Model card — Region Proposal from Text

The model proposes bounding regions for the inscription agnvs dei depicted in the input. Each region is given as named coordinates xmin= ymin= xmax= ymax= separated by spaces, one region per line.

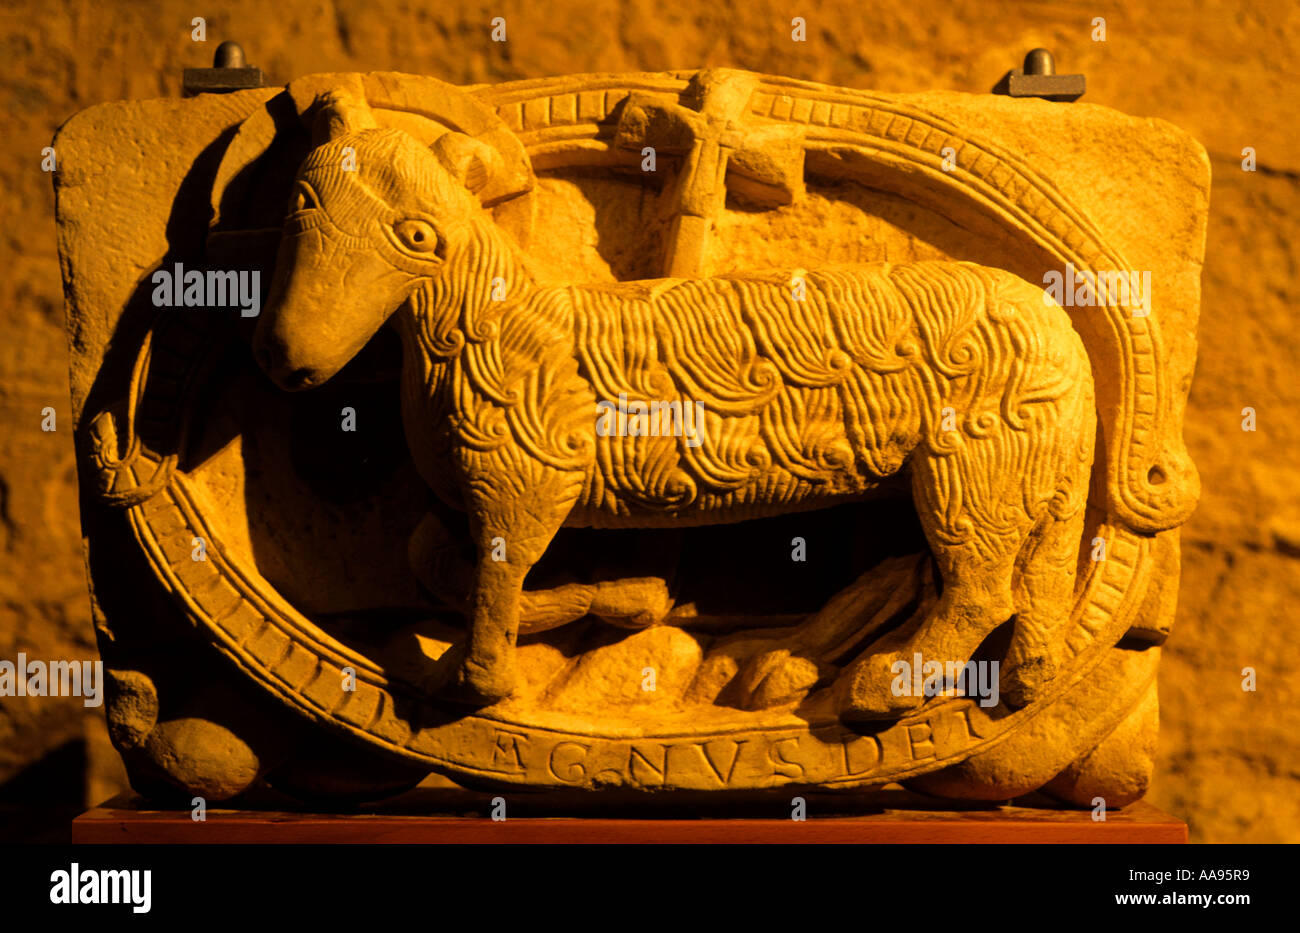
xmin=475 ymin=706 xmax=993 ymax=788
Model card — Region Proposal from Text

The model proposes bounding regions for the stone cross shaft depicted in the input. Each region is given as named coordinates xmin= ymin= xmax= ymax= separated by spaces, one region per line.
xmin=614 ymin=71 xmax=806 ymax=277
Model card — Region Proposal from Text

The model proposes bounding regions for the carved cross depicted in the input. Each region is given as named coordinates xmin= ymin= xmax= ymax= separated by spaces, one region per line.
xmin=614 ymin=70 xmax=806 ymax=277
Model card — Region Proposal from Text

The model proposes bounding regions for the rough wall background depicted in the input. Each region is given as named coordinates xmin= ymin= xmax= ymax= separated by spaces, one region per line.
xmin=0 ymin=0 xmax=1295 ymax=841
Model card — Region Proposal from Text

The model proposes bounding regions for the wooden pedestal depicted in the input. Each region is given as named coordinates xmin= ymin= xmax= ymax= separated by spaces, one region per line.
xmin=72 ymin=787 xmax=1187 ymax=843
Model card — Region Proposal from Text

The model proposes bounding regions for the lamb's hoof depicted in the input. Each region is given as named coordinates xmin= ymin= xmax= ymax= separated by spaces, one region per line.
xmin=835 ymin=652 xmax=926 ymax=722
xmin=734 ymin=648 xmax=831 ymax=711
xmin=428 ymin=645 xmax=516 ymax=706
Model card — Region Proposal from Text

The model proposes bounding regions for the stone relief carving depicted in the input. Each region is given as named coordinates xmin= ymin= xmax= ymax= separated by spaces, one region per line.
xmin=54 ymin=68 xmax=1206 ymax=806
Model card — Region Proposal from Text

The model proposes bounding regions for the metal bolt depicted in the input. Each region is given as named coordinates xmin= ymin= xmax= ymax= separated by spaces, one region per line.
xmin=992 ymin=47 xmax=1083 ymax=101
xmin=184 ymin=40 xmax=263 ymax=96
xmin=1023 ymin=48 xmax=1056 ymax=76
xmin=214 ymin=41 xmax=246 ymax=69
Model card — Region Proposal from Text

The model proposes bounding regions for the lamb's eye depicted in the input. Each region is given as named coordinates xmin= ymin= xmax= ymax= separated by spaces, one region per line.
xmin=393 ymin=219 xmax=439 ymax=254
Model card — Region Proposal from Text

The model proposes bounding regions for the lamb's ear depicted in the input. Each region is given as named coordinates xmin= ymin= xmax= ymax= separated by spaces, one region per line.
xmin=432 ymin=132 xmax=500 ymax=195
xmin=311 ymin=87 xmax=379 ymax=145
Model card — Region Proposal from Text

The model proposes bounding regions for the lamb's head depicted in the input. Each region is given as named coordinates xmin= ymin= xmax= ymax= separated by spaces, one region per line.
xmin=254 ymin=89 xmax=506 ymax=391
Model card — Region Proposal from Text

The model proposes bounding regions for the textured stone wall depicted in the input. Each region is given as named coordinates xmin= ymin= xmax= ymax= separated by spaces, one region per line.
xmin=0 ymin=0 xmax=1295 ymax=841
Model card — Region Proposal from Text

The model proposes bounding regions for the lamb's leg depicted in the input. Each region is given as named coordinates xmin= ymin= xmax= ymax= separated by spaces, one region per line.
xmin=836 ymin=445 xmax=1028 ymax=720
xmin=408 ymin=513 xmax=673 ymax=634
xmin=1001 ymin=415 xmax=1093 ymax=707
xmin=435 ymin=468 xmax=582 ymax=705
